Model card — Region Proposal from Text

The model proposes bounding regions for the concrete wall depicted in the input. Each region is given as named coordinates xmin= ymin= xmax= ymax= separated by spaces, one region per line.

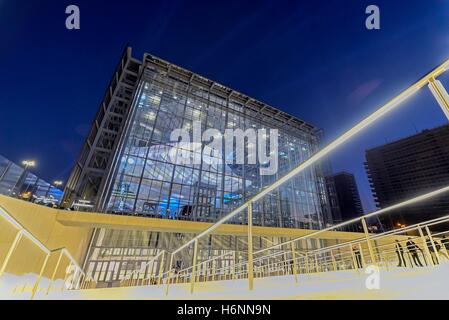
xmin=0 ymin=195 xmax=92 ymax=266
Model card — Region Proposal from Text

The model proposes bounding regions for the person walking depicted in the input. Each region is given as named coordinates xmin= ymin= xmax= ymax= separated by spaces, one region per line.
xmin=395 ymin=240 xmax=406 ymax=267
xmin=441 ymin=236 xmax=449 ymax=258
xmin=427 ymin=237 xmax=440 ymax=265
xmin=406 ymin=238 xmax=424 ymax=267
xmin=427 ymin=237 xmax=449 ymax=263
xmin=442 ymin=236 xmax=449 ymax=252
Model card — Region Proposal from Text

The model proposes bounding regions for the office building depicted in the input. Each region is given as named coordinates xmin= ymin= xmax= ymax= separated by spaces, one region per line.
xmin=326 ymin=172 xmax=363 ymax=222
xmin=365 ymin=124 xmax=449 ymax=227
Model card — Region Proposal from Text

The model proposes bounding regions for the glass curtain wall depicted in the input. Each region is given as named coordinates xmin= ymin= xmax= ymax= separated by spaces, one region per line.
xmin=106 ymin=68 xmax=327 ymax=229
xmin=0 ymin=155 xmax=63 ymax=205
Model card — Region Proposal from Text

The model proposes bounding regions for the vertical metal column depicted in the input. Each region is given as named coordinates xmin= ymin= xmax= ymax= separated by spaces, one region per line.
xmin=428 ymin=78 xmax=449 ymax=121
xmin=350 ymin=245 xmax=359 ymax=273
xmin=61 ymin=262 xmax=72 ymax=291
xmin=190 ymin=239 xmax=199 ymax=294
xmin=305 ymin=254 xmax=310 ymax=274
xmin=290 ymin=241 xmax=298 ymax=283
xmin=331 ymin=251 xmax=337 ymax=271
xmin=165 ymin=253 xmax=174 ymax=296
xmin=314 ymin=254 xmax=319 ymax=273
xmin=157 ymin=251 xmax=166 ymax=287
xmin=212 ymin=259 xmax=216 ymax=281
xmin=31 ymin=253 xmax=50 ymax=300
xmin=425 ymin=226 xmax=441 ymax=265
xmin=361 ymin=218 xmax=377 ymax=264
xmin=232 ymin=251 xmax=236 ymax=280
xmin=247 ymin=202 xmax=254 ymax=290
xmin=46 ymin=251 xmax=64 ymax=295
xmin=0 ymin=231 xmax=23 ymax=279
xmin=358 ymin=243 xmax=366 ymax=267
xmin=418 ymin=226 xmax=434 ymax=267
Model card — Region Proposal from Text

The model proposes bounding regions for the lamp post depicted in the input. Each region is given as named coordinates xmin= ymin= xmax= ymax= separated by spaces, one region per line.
xmin=11 ymin=160 xmax=36 ymax=197
xmin=54 ymin=181 xmax=63 ymax=187
xmin=46 ymin=181 xmax=64 ymax=207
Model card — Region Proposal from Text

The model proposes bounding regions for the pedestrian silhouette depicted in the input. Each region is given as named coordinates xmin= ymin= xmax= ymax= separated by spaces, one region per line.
xmin=427 ymin=237 xmax=440 ymax=265
xmin=406 ymin=238 xmax=423 ymax=267
xmin=442 ymin=236 xmax=449 ymax=253
xmin=395 ymin=240 xmax=406 ymax=267
xmin=426 ymin=237 xmax=448 ymax=264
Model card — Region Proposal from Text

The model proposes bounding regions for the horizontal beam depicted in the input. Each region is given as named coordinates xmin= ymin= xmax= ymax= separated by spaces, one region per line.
xmin=56 ymin=211 xmax=364 ymax=240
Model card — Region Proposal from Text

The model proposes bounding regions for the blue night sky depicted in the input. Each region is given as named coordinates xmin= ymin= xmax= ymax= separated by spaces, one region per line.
xmin=1 ymin=0 xmax=449 ymax=211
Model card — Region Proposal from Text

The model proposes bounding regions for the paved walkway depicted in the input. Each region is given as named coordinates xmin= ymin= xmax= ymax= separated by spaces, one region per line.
xmin=40 ymin=263 xmax=449 ymax=300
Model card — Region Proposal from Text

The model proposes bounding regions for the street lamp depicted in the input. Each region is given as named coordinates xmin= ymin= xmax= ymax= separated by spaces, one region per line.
xmin=11 ymin=160 xmax=36 ymax=197
xmin=54 ymin=181 xmax=63 ymax=187
xmin=22 ymin=160 xmax=36 ymax=169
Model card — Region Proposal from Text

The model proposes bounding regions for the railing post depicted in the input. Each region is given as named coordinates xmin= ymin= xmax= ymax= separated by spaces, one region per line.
xmin=350 ymin=245 xmax=360 ymax=273
xmin=247 ymin=202 xmax=254 ymax=291
xmin=428 ymin=78 xmax=449 ymax=121
xmin=30 ymin=253 xmax=50 ymax=300
xmin=165 ymin=253 xmax=174 ymax=296
xmin=290 ymin=241 xmax=298 ymax=283
xmin=46 ymin=250 xmax=64 ymax=295
xmin=157 ymin=251 xmax=166 ymax=287
xmin=74 ymin=269 xmax=83 ymax=290
xmin=379 ymin=251 xmax=388 ymax=271
xmin=282 ymin=246 xmax=288 ymax=275
xmin=130 ymin=273 xmax=135 ymax=287
xmin=232 ymin=251 xmax=236 ymax=280
xmin=425 ymin=226 xmax=441 ymax=265
xmin=358 ymin=243 xmax=366 ymax=267
xmin=61 ymin=262 xmax=72 ymax=291
xmin=80 ymin=277 xmax=85 ymax=290
xmin=331 ymin=251 xmax=337 ymax=271
xmin=0 ymin=230 xmax=23 ymax=280
xmin=361 ymin=218 xmax=377 ymax=264
xmin=212 ymin=259 xmax=216 ymax=281
xmin=305 ymin=254 xmax=310 ymax=274
xmin=196 ymin=261 xmax=201 ymax=284
xmin=190 ymin=239 xmax=199 ymax=294
xmin=418 ymin=226 xmax=434 ymax=267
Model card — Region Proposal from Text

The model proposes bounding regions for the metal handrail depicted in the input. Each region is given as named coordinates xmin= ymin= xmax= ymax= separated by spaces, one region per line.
xmin=0 ymin=205 xmax=96 ymax=297
xmin=120 ymin=250 xmax=165 ymax=285
xmin=171 ymin=59 xmax=449 ymax=257
xmin=158 ymin=211 xmax=449 ymax=289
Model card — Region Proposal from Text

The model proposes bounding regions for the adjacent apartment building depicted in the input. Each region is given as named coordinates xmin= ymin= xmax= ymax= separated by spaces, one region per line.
xmin=326 ymin=172 xmax=363 ymax=223
xmin=365 ymin=124 xmax=449 ymax=228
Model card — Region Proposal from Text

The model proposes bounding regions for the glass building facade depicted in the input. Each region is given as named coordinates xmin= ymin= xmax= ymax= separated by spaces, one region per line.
xmin=71 ymin=50 xmax=333 ymax=284
xmin=101 ymin=54 xmax=330 ymax=230
xmin=0 ymin=154 xmax=63 ymax=205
